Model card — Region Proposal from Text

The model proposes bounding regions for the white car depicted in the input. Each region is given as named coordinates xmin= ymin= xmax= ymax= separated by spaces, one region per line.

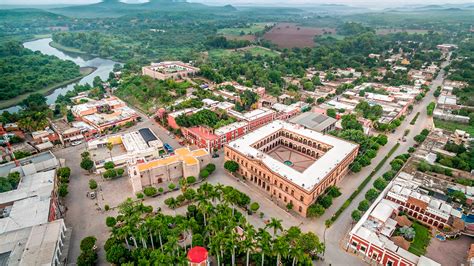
xmin=71 ymin=140 xmax=83 ymax=146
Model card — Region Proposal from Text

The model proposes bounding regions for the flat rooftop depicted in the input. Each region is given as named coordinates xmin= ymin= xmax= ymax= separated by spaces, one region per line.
xmin=0 ymin=170 xmax=56 ymax=234
xmin=0 ymin=219 xmax=64 ymax=266
xmin=0 ymin=151 xmax=57 ymax=177
xmin=289 ymin=112 xmax=337 ymax=132
xmin=227 ymin=120 xmax=358 ymax=191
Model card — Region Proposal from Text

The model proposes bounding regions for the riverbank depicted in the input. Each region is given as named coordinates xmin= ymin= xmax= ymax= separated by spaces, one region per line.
xmin=0 ymin=66 xmax=96 ymax=110
xmin=49 ymin=41 xmax=88 ymax=55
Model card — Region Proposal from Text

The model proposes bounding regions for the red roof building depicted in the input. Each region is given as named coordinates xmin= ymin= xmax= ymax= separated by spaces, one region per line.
xmin=187 ymin=246 xmax=208 ymax=266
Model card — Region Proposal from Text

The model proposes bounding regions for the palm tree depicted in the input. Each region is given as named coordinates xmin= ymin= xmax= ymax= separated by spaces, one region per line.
xmin=197 ymin=196 xmax=211 ymax=227
xmin=257 ymin=228 xmax=272 ymax=266
xmin=241 ymin=223 xmax=256 ymax=266
xmin=273 ymin=236 xmax=290 ymax=266
xmin=106 ymin=141 xmax=113 ymax=161
xmin=266 ymin=218 xmax=283 ymax=238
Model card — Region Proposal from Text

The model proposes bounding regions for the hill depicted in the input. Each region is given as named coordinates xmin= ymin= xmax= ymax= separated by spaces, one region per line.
xmin=50 ymin=0 xmax=236 ymax=18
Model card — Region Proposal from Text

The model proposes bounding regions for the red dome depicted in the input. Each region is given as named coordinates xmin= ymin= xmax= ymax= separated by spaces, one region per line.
xmin=187 ymin=246 xmax=208 ymax=263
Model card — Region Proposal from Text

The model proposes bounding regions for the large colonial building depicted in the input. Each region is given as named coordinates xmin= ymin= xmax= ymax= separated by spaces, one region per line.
xmin=224 ymin=120 xmax=359 ymax=216
xmin=142 ymin=61 xmax=199 ymax=80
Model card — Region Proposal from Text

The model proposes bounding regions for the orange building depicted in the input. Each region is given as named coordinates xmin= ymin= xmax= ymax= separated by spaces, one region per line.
xmin=224 ymin=120 xmax=358 ymax=217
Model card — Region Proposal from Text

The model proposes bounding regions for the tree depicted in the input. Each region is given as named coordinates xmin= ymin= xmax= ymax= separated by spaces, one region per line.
xmin=81 ymin=157 xmax=94 ymax=172
xmin=104 ymin=161 xmax=115 ymax=170
xmin=319 ymin=195 xmax=333 ymax=209
xmin=186 ymin=176 xmax=196 ymax=184
xmin=399 ymin=226 xmax=416 ymax=240
xmin=58 ymin=167 xmax=71 ymax=178
xmin=365 ymin=188 xmax=380 ymax=202
xmin=224 ymin=160 xmax=239 ymax=173
xmin=106 ymin=216 xmax=117 ymax=227
xmin=80 ymin=236 xmax=97 ymax=252
xmin=326 ymin=108 xmax=337 ymax=118
xmin=144 ymin=186 xmax=157 ymax=197
xmin=358 ymin=200 xmax=370 ymax=212
xmin=374 ymin=178 xmax=388 ymax=191
xmin=265 ymin=217 xmax=283 ymax=237
xmin=341 ymin=114 xmax=363 ymax=131
xmin=199 ymin=169 xmax=209 ymax=179
xmin=307 ymin=204 xmax=325 ymax=218
xmin=351 ymin=210 xmax=362 ymax=221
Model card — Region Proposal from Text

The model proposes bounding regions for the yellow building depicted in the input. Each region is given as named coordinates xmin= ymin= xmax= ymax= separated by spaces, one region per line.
xmin=128 ymin=147 xmax=210 ymax=193
xmin=224 ymin=120 xmax=359 ymax=217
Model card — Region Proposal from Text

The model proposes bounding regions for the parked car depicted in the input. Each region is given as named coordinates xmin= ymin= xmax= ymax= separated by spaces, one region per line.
xmin=71 ymin=140 xmax=83 ymax=146
xmin=212 ymin=153 xmax=219 ymax=158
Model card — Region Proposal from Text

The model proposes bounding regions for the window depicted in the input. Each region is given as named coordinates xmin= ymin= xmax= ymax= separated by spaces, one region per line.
xmin=300 ymin=196 xmax=304 ymax=202
xmin=291 ymin=190 xmax=294 ymax=196
xmin=387 ymin=260 xmax=394 ymax=266
xmin=360 ymin=245 xmax=366 ymax=252
xmin=299 ymin=206 xmax=302 ymax=212
xmin=351 ymin=242 xmax=357 ymax=247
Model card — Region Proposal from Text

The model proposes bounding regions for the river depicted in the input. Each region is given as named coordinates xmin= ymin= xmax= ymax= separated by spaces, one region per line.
xmin=1 ymin=38 xmax=119 ymax=113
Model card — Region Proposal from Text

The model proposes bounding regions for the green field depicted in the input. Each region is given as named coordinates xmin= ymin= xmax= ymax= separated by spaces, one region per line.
xmin=408 ymin=222 xmax=431 ymax=256
xmin=434 ymin=118 xmax=474 ymax=135
xmin=208 ymin=46 xmax=279 ymax=59
xmin=0 ymin=67 xmax=95 ymax=110
xmin=217 ymin=23 xmax=270 ymax=36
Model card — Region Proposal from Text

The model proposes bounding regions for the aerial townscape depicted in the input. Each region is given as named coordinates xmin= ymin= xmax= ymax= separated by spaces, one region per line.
xmin=0 ymin=0 xmax=473 ymax=265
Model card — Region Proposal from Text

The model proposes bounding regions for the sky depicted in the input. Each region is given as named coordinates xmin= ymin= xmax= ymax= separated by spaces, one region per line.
xmin=0 ymin=0 xmax=472 ymax=8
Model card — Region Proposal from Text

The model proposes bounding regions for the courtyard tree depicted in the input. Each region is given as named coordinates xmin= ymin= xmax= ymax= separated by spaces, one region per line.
xmin=307 ymin=203 xmax=325 ymax=218
xmin=106 ymin=142 xmax=114 ymax=161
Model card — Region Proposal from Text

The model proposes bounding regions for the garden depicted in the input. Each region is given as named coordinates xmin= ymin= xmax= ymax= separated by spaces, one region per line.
xmin=102 ymin=182 xmax=325 ymax=265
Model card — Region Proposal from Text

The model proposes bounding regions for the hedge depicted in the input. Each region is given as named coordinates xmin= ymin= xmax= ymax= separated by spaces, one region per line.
xmin=326 ymin=143 xmax=400 ymax=226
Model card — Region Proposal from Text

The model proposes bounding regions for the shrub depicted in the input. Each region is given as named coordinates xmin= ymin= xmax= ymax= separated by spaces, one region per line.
xmin=365 ymin=188 xmax=380 ymax=202
xmin=351 ymin=210 xmax=362 ymax=222
xmin=106 ymin=216 xmax=116 ymax=227
xmin=307 ymin=204 xmax=325 ymax=218
xmin=168 ymin=183 xmax=176 ymax=190
xmin=373 ymin=178 xmax=388 ymax=191
xmin=116 ymin=168 xmax=124 ymax=176
xmin=58 ymin=183 xmax=68 ymax=197
xmin=89 ymin=179 xmax=98 ymax=190
xmin=80 ymin=236 xmax=97 ymax=252
xmin=176 ymin=194 xmax=185 ymax=203
xmin=199 ymin=169 xmax=209 ymax=179
xmin=351 ymin=161 xmax=362 ymax=173
xmin=158 ymin=187 xmax=164 ymax=193
xmin=103 ymin=169 xmax=118 ymax=179
xmin=376 ymin=134 xmax=388 ymax=146
xmin=136 ymin=192 xmax=144 ymax=199
xmin=143 ymin=187 xmax=157 ymax=197
xmin=250 ymin=202 xmax=260 ymax=212
xmin=186 ymin=176 xmax=196 ymax=184
xmin=104 ymin=204 xmax=110 ymax=211
xmin=104 ymin=161 xmax=115 ymax=170
xmin=358 ymin=200 xmax=370 ymax=212
xmin=408 ymin=147 xmax=415 ymax=153
xmin=286 ymin=202 xmax=293 ymax=210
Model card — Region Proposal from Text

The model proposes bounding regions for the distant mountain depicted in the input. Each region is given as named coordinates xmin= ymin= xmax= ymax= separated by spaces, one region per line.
xmin=50 ymin=0 xmax=236 ymax=18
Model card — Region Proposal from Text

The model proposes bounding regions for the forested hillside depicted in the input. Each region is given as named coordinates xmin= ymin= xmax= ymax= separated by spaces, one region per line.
xmin=0 ymin=41 xmax=81 ymax=100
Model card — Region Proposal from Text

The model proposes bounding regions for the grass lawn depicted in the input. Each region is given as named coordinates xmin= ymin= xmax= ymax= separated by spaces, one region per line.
xmin=217 ymin=23 xmax=270 ymax=35
xmin=0 ymin=67 xmax=95 ymax=109
xmin=434 ymin=118 xmax=474 ymax=135
xmin=408 ymin=222 xmax=431 ymax=256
